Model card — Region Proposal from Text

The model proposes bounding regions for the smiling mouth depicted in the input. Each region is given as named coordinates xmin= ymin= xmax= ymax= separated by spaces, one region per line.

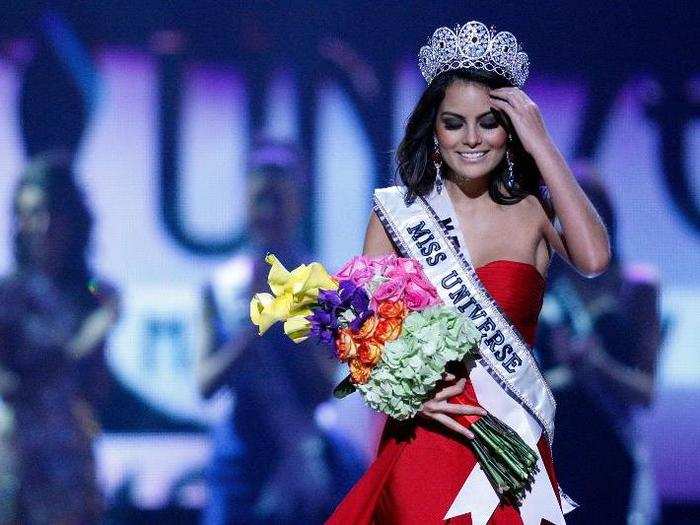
xmin=458 ymin=151 xmax=488 ymax=160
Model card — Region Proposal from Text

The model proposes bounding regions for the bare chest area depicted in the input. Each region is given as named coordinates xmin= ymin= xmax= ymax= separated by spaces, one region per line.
xmin=452 ymin=205 xmax=542 ymax=269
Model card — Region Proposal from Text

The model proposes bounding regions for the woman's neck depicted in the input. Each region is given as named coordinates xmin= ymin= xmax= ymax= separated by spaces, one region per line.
xmin=444 ymin=176 xmax=491 ymax=207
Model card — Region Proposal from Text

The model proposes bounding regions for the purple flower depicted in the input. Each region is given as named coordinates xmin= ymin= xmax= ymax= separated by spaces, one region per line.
xmin=308 ymin=308 xmax=337 ymax=345
xmin=307 ymin=280 xmax=373 ymax=350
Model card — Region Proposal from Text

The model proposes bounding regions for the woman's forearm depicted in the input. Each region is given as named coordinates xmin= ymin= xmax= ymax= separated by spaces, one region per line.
xmin=533 ymin=143 xmax=611 ymax=276
xmin=68 ymin=305 xmax=117 ymax=359
xmin=198 ymin=338 xmax=245 ymax=399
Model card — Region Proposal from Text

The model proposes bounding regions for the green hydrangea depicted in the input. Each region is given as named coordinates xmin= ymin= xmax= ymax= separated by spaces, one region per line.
xmin=356 ymin=305 xmax=482 ymax=420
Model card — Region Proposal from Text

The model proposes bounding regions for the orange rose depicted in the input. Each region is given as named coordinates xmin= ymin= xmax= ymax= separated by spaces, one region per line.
xmin=335 ymin=328 xmax=358 ymax=361
xmin=374 ymin=317 xmax=403 ymax=343
xmin=349 ymin=358 xmax=371 ymax=384
xmin=358 ymin=340 xmax=383 ymax=366
xmin=355 ymin=314 xmax=379 ymax=340
xmin=377 ymin=300 xmax=408 ymax=319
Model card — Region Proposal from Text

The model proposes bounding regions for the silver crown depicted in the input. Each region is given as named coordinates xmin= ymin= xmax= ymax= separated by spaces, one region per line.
xmin=418 ymin=21 xmax=529 ymax=87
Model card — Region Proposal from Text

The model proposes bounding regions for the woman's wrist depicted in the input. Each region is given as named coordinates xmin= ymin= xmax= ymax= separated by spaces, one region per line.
xmin=528 ymin=137 xmax=563 ymax=172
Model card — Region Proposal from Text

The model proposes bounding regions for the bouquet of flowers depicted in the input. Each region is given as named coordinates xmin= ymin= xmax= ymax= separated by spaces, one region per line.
xmin=250 ymin=253 xmax=538 ymax=504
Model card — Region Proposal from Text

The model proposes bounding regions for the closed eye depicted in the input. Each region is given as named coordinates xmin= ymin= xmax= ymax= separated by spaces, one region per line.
xmin=441 ymin=117 xmax=463 ymax=130
xmin=479 ymin=116 xmax=500 ymax=129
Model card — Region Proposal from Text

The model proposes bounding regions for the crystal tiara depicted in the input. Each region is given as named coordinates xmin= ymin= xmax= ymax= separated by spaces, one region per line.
xmin=418 ymin=21 xmax=529 ymax=87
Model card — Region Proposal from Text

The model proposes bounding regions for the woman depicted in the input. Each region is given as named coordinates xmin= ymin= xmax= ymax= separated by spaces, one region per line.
xmin=198 ymin=141 xmax=364 ymax=524
xmin=0 ymin=153 xmax=119 ymax=524
xmin=538 ymin=164 xmax=660 ymax=525
xmin=328 ymin=21 xmax=610 ymax=524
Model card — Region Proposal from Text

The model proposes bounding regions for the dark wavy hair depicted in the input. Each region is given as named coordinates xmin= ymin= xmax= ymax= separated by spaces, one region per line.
xmin=13 ymin=151 xmax=93 ymax=286
xmin=396 ymin=68 xmax=542 ymax=204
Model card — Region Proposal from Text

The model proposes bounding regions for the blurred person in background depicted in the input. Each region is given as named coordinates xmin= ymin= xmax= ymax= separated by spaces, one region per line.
xmin=197 ymin=140 xmax=364 ymax=524
xmin=536 ymin=160 xmax=661 ymax=525
xmin=0 ymin=152 xmax=119 ymax=524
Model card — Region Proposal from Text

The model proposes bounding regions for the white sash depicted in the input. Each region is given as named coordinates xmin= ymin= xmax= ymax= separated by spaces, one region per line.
xmin=374 ymin=186 xmax=575 ymax=524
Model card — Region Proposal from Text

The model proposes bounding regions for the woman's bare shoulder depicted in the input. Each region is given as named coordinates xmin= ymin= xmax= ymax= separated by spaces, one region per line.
xmin=499 ymin=194 xmax=551 ymax=232
xmin=518 ymin=193 xmax=551 ymax=219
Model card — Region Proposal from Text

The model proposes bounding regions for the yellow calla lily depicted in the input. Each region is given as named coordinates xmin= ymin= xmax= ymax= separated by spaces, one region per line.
xmin=266 ymin=254 xmax=337 ymax=300
xmin=249 ymin=253 xmax=338 ymax=341
xmin=302 ymin=261 xmax=339 ymax=302
xmin=283 ymin=309 xmax=313 ymax=343
xmin=250 ymin=292 xmax=293 ymax=335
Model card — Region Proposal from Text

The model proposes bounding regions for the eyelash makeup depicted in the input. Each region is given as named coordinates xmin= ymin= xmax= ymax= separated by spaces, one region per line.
xmin=441 ymin=118 xmax=500 ymax=131
xmin=479 ymin=119 xmax=499 ymax=129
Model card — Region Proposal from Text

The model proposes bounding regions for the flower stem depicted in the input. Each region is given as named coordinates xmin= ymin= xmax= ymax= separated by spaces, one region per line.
xmin=468 ymin=413 xmax=539 ymax=506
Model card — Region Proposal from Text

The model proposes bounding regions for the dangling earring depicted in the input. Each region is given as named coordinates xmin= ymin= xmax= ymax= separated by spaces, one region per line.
xmin=432 ymin=135 xmax=444 ymax=193
xmin=506 ymin=135 xmax=517 ymax=188
xmin=506 ymin=149 xmax=516 ymax=187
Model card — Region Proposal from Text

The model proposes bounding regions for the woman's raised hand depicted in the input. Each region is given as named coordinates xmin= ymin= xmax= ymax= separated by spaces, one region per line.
xmin=418 ymin=373 xmax=487 ymax=440
xmin=489 ymin=87 xmax=553 ymax=157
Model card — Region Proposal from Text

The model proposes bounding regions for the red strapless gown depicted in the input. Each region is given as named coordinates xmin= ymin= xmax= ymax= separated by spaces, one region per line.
xmin=327 ymin=260 xmax=560 ymax=524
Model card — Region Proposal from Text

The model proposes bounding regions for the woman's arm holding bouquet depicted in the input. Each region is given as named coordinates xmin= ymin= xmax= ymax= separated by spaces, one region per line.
xmin=489 ymin=88 xmax=611 ymax=276
xmin=419 ymin=376 xmax=487 ymax=440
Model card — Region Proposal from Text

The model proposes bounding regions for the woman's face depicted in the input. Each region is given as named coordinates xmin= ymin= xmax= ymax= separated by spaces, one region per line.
xmin=434 ymin=81 xmax=508 ymax=183
xmin=16 ymin=184 xmax=49 ymax=240
xmin=247 ymin=169 xmax=299 ymax=246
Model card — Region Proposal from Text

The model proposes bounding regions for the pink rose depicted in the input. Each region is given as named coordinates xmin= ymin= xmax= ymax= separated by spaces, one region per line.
xmin=373 ymin=276 xmax=407 ymax=305
xmin=369 ymin=254 xmax=397 ymax=276
xmin=386 ymin=257 xmax=425 ymax=280
xmin=406 ymin=271 xmax=437 ymax=290
xmin=334 ymin=256 xmax=375 ymax=286
xmin=403 ymin=280 xmax=441 ymax=310
xmin=385 ymin=262 xmax=408 ymax=280
xmin=402 ymin=258 xmax=424 ymax=275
